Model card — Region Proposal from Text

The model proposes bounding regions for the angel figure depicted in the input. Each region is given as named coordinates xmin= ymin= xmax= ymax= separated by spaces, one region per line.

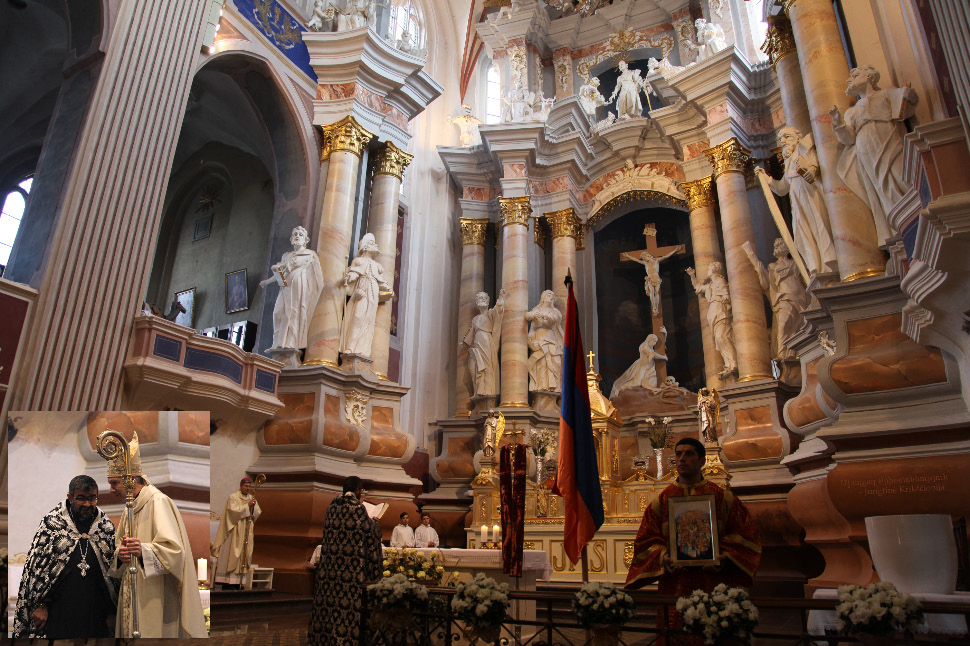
xmin=483 ymin=410 xmax=506 ymax=457
xmin=697 ymin=387 xmax=720 ymax=445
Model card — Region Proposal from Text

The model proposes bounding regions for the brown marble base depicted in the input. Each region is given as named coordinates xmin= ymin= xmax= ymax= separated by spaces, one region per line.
xmin=611 ymin=385 xmax=697 ymax=418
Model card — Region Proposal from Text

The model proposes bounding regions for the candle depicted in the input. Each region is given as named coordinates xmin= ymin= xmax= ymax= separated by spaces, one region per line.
xmin=480 ymin=524 xmax=488 ymax=545
xmin=197 ymin=557 xmax=207 ymax=581
xmin=492 ymin=524 xmax=500 ymax=543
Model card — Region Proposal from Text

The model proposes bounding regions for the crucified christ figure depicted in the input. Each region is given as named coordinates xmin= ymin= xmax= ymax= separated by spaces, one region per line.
xmin=621 ymin=245 xmax=684 ymax=316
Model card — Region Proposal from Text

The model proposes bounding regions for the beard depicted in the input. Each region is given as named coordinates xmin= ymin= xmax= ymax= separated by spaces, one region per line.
xmin=781 ymin=143 xmax=795 ymax=159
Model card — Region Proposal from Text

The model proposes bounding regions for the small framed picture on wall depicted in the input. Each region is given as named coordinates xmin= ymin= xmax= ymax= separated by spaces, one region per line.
xmin=174 ymin=288 xmax=195 ymax=328
xmin=226 ymin=269 xmax=248 ymax=314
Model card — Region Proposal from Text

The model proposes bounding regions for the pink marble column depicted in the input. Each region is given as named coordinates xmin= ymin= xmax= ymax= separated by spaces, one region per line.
xmin=705 ymin=139 xmax=773 ymax=382
xmin=456 ymin=219 xmax=489 ymax=416
xmin=304 ymin=116 xmax=373 ymax=367
xmin=681 ymin=177 xmax=726 ymax=389
xmin=368 ymin=141 xmax=413 ymax=380
xmin=784 ymin=0 xmax=885 ymax=281
xmin=498 ymin=196 xmax=531 ymax=408
xmin=763 ymin=15 xmax=812 ymax=136
xmin=544 ymin=207 xmax=582 ymax=311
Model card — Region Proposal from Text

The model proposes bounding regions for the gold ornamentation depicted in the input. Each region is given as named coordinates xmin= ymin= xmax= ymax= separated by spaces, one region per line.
xmin=738 ymin=373 xmax=773 ymax=382
xmin=472 ymin=467 xmax=496 ymax=487
xmin=841 ymin=266 xmax=886 ymax=282
xmin=612 ymin=438 xmax=619 ymax=474
xmin=499 ymin=196 xmax=531 ymax=228
xmin=509 ymin=47 xmax=527 ymax=89
xmin=499 ymin=401 xmax=531 ymax=408
xmin=586 ymin=190 xmax=687 ymax=229
xmin=319 ymin=116 xmax=374 ymax=161
xmin=302 ymin=358 xmax=340 ymax=368
xmin=555 ymin=61 xmax=570 ymax=94
xmin=545 ymin=207 xmax=582 ymax=240
xmin=344 ymin=389 xmax=369 ymax=426
xmin=524 ymin=541 xmax=536 ymax=550
xmin=252 ymin=0 xmax=302 ymax=50
xmin=102 ymin=431 xmax=143 ymax=477
xmin=680 ymin=176 xmax=715 ymax=211
xmin=704 ymin=138 xmax=751 ymax=180
xmin=624 ymin=541 xmax=634 ymax=568
xmin=762 ymin=15 xmax=797 ymax=67
xmin=533 ymin=217 xmax=546 ymax=249
xmin=372 ymin=141 xmax=414 ymax=180
xmin=459 ymin=218 xmax=489 ymax=246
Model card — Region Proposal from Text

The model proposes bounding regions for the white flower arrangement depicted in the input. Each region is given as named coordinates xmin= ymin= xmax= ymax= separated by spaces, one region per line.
xmin=369 ymin=572 xmax=430 ymax=611
xmin=382 ymin=547 xmax=450 ymax=585
xmin=572 ymin=581 xmax=636 ymax=628
xmin=675 ymin=584 xmax=759 ymax=645
xmin=451 ymin=572 xmax=511 ymax=628
xmin=836 ymin=582 xmax=924 ymax=635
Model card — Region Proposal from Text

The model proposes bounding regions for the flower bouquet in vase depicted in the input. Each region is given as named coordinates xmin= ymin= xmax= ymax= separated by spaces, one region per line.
xmin=368 ymin=573 xmax=429 ymax=635
xmin=836 ymin=582 xmax=924 ymax=646
xmin=450 ymin=572 xmax=510 ymax=645
xmin=676 ymin=584 xmax=758 ymax=645
xmin=573 ymin=581 xmax=636 ymax=646
xmin=646 ymin=417 xmax=673 ymax=478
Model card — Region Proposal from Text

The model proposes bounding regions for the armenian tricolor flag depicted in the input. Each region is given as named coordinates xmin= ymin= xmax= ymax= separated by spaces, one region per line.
xmin=552 ymin=273 xmax=604 ymax=564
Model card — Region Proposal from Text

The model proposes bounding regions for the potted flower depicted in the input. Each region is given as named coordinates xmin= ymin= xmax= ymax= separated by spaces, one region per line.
xmin=676 ymin=584 xmax=759 ymax=645
xmin=450 ymin=572 xmax=510 ymax=645
xmin=368 ymin=572 xmax=429 ymax=634
xmin=572 ymin=581 xmax=636 ymax=646
xmin=836 ymin=582 xmax=924 ymax=645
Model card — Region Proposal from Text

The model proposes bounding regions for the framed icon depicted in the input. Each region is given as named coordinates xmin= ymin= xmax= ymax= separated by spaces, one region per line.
xmin=174 ymin=288 xmax=195 ymax=329
xmin=225 ymin=269 xmax=248 ymax=314
xmin=668 ymin=494 xmax=720 ymax=566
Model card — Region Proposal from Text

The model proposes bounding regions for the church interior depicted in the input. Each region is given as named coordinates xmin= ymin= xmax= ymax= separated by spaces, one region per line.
xmin=2 ymin=0 xmax=970 ymax=641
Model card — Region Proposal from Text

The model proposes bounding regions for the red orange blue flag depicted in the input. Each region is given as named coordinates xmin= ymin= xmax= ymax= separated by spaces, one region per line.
xmin=552 ymin=273 xmax=604 ymax=564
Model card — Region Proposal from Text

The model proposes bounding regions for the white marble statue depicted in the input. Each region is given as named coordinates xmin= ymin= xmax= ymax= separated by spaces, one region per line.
xmin=339 ymin=232 xmax=391 ymax=357
xmin=687 ymin=261 xmax=738 ymax=376
xmin=610 ymin=327 xmax=668 ymax=398
xmin=647 ymin=56 xmax=692 ymax=80
xmin=592 ymin=111 xmax=616 ymax=133
xmin=622 ymin=242 xmax=684 ymax=317
xmin=608 ymin=60 xmax=646 ymax=120
xmin=743 ymin=238 xmax=812 ymax=360
xmin=450 ymin=104 xmax=483 ymax=147
xmin=459 ymin=289 xmax=507 ymax=398
xmin=688 ymin=19 xmax=726 ymax=62
xmin=578 ymin=77 xmax=607 ymax=119
xmin=525 ymin=290 xmax=565 ymax=393
xmin=502 ymin=87 xmax=535 ymax=122
xmin=259 ymin=226 xmax=325 ymax=350
xmin=829 ymin=65 xmax=919 ymax=244
xmin=338 ymin=0 xmax=375 ymax=31
xmin=530 ymin=94 xmax=555 ymax=122
xmin=307 ymin=0 xmax=332 ymax=31
xmin=756 ymin=126 xmax=838 ymax=276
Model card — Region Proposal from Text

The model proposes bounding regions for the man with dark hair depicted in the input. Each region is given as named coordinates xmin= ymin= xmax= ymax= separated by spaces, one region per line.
xmin=626 ymin=437 xmax=762 ymax=637
xmin=415 ymin=511 xmax=440 ymax=548
xmin=14 ymin=475 xmax=119 ymax=638
xmin=308 ymin=475 xmax=382 ymax=646
xmin=391 ymin=511 xmax=415 ymax=548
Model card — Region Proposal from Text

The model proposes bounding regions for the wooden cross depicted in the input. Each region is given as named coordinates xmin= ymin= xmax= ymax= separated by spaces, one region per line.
xmin=619 ymin=223 xmax=687 ymax=383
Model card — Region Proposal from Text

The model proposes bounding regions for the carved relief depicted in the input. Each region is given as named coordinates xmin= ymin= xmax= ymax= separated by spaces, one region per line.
xmin=372 ymin=141 xmax=414 ymax=180
xmin=577 ymin=30 xmax=674 ymax=81
xmin=704 ymin=138 xmax=751 ymax=179
xmin=459 ymin=218 xmax=489 ymax=247
xmin=344 ymin=389 xmax=369 ymax=426
xmin=320 ymin=116 xmax=374 ymax=161
xmin=499 ymin=196 xmax=532 ymax=227
xmin=680 ymin=176 xmax=716 ymax=211
xmin=624 ymin=541 xmax=634 ymax=568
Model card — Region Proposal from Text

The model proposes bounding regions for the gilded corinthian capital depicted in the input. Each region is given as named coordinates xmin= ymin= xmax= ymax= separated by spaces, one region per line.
xmin=704 ymin=138 xmax=751 ymax=180
xmin=544 ymin=207 xmax=583 ymax=240
xmin=372 ymin=141 xmax=414 ymax=180
xmin=459 ymin=218 xmax=489 ymax=246
xmin=319 ymin=116 xmax=374 ymax=161
xmin=680 ymin=177 xmax=716 ymax=211
xmin=762 ymin=15 xmax=796 ymax=67
xmin=498 ymin=196 xmax=531 ymax=228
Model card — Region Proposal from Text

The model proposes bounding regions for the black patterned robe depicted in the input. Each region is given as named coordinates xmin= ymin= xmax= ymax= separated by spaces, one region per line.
xmin=307 ymin=493 xmax=382 ymax=646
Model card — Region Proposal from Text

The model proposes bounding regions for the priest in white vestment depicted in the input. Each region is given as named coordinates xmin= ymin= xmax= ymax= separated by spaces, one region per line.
xmin=103 ymin=433 xmax=207 ymax=638
xmin=211 ymin=477 xmax=262 ymax=587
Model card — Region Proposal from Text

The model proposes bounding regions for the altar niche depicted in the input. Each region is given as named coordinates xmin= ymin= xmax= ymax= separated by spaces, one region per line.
xmin=593 ymin=208 xmax=704 ymax=396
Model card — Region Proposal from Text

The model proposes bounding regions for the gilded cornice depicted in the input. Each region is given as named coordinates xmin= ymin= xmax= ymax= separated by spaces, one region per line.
xmin=459 ymin=218 xmax=489 ymax=247
xmin=319 ymin=116 xmax=373 ymax=161
xmin=372 ymin=141 xmax=413 ymax=180
xmin=498 ymin=196 xmax=531 ymax=228
xmin=680 ymin=177 xmax=715 ymax=211
xmin=704 ymin=138 xmax=751 ymax=180
xmin=762 ymin=15 xmax=796 ymax=67
xmin=544 ymin=207 xmax=583 ymax=240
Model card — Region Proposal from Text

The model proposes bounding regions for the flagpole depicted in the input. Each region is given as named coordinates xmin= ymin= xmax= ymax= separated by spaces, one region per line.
xmin=581 ymin=544 xmax=590 ymax=583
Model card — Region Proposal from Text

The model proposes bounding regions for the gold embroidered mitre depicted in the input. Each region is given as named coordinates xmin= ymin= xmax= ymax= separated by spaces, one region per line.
xmin=104 ymin=431 xmax=143 ymax=477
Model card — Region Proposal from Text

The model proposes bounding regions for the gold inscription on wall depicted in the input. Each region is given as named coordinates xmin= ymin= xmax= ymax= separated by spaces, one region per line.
xmin=839 ymin=474 xmax=947 ymax=497
xmin=551 ymin=540 xmax=607 ymax=573
xmin=623 ymin=541 xmax=634 ymax=568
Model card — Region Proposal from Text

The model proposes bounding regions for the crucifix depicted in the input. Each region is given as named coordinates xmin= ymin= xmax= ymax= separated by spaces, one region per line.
xmin=619 ymin=223 xmax=686 ymax=383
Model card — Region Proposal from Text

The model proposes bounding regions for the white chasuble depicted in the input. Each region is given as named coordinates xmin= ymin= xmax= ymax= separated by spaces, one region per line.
xmin=212 ymin=490 xmax=262 ymax=583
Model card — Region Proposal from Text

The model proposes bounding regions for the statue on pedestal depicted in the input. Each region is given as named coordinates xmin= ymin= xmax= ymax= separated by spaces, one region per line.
xmin=688 ymin=19 xmax=726 ymax=62
xmin=578 ymin=77 xmax=607 ymax=119
xmin=259 ymin=226 xmax=324 ymax=352
xmin=339 ymin=233 xmax=392 ymax=358
xmin=687 ymin=262 xmax=738 ymax=378
xmin=756 ymin=126 xmax=838 ymax=275
xmin=607 ymin=60 xmax=646 ymax=120
xmin=697 ymin=387 xmax=720 ymax=445
xmin=742 ymin=238 xmax=811 ymax=361
xmin=460 ymin=289 xmax=507 ymax=399
xmin=610 ymin=327 xmax=668 ymax=399
xmin=525 ymin=290 xmax=564 ymax=393
xmin=482 ymin=410 xmax=505 ymax=458
xmin=829 ymin=65 xmax=919 ymax=243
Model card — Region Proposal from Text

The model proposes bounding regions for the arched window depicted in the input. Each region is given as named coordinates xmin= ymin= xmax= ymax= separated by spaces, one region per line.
xmin=485 ymin=64 xmax=502 ymax=124
xmin=0 ymin=177 xmax=32 ymax=275
xmin=389 ymin=0 xmax=422 ymax=53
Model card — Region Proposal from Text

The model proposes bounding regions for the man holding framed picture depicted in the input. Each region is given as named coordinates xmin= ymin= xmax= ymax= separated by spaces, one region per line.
xmin=625 ymin=438 xmax=761 ymax=597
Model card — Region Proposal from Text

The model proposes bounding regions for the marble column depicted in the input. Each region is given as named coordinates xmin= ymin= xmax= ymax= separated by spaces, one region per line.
xmin=705 ymin=139 xmax=772 ymax=382
xmin=498 ymin=196 xmax=531 ymax=408
xmin=455 ymin=218 xmax=489 ymax=417
xmin=544 ymin=207 xmax=583 ymax=311
xmin=304 ymin=116 xmax=374 ymax=367
xmin=763 ymin=15 xmax=812 ymax=136
xmin=783 ymin=0 xmax=885 ymax=282
xmin=681 ymin=177 xmax=725 ymax=389
xmin=10 ymin=0 xmax=210 ymax=410
xmin=368 ymin=141 xmax=413 ymax=380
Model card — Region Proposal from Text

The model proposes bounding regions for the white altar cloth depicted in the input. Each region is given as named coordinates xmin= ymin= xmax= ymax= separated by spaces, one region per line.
xmin=385 ymin=548 xmax=552 ymax=581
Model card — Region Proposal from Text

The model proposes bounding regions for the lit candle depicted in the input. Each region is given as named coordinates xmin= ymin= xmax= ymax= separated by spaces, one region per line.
xmin=197 ymin=557 xmax=207 ymax=581
xmin=480 ymin=524 xmax=488 ymax=545
xmin=492 ymin=524 xmax=500 ymax=543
